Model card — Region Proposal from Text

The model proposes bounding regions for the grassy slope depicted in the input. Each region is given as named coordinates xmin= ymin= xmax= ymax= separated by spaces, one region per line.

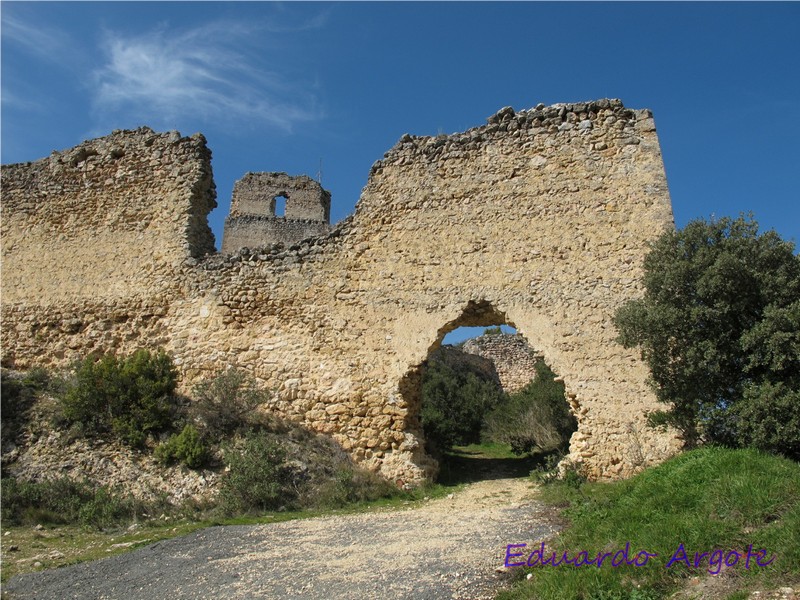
xmin=498 ymin=447 xmax=800 ymax=600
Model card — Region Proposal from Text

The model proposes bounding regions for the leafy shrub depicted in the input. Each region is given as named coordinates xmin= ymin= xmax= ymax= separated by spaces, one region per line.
xmin=420 ymin=354 xmax=507 ymax=453
xmin=1 ymin=367 xmax=52 ymax=446
xmin=154 ymin=424 xmax=209 ymax=468
xmin=307 ymin=465 xmax=399 ymax=509
xmin=191 ymin=369 xmax=270 ymax=440
xmin=484 ymin=361 xmax=577 ymax=455
xmin=1 ymin=374 xmax=32 ymax=438
xmin=59 ymin=349 xmax=179 ymax=447
xmin=614 ymin=215 xmax=800 ymax=452
xmin=1 ymin=367 xmax=50 ymax=418
xmin=219 ymin=431 xmax=298 ymax=514
xmin=217 ymin=419 xmax=400 ymax=515
xmin=530 ymin=451 xmax=568 ymax=485
xmin=734 ymin=381 xmax=800 ymax=460
xmin=1 ymin=476 xmax=152 ymax=529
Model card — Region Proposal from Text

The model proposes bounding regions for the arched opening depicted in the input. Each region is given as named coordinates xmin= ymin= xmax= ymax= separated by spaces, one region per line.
xmin=400 ymin=300 xmax=577 ymax=485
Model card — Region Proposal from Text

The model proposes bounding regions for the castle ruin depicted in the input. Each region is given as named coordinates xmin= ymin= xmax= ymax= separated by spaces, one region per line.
xmin=221 ymin=172 xmax=331 ymax=252
xmin=0 ymin=100 xmax=682 ymax=482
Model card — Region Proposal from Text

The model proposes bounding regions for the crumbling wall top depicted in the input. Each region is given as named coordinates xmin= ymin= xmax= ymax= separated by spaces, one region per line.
xmin=0 ymin=126 xmax=217 ymax=303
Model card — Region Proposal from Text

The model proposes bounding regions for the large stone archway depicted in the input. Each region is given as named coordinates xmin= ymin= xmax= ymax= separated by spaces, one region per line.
xmin=1 ymin=100 xmax=682 ymax=483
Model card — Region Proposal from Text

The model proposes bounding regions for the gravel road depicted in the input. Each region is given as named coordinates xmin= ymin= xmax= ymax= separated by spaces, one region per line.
xmin=3 ymin=477 xmax=559 ymax=600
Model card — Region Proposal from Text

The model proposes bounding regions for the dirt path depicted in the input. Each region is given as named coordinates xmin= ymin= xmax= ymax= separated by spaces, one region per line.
xmin=3 ymin=477 xmax=560 ymax=600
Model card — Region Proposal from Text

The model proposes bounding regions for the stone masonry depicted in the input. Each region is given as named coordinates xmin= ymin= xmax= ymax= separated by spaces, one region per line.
xmin=1 ymin=100 xmax=683 ymax=483
xmin=221 ymin=172 xmax=331 ymax=253
xmin=462 ymin=333 xmax=541 ymax=393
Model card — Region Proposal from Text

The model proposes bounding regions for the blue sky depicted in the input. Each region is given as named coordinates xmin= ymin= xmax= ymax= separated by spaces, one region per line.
xmin=3 ymin=2 xmax=799 ymax=344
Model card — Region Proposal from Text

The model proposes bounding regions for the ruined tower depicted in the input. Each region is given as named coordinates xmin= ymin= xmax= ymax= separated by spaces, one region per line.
xmin=221 ymin=172 xmax=331 ymax=253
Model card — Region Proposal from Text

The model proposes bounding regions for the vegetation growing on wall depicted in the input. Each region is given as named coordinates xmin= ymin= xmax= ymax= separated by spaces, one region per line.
xmin=1 ymin=355 xmax=402 ymax=532
xmin=190 ymin=368 xmax=270 ymax=439
xmin=59 ymin=349 xmax=180 ymax=448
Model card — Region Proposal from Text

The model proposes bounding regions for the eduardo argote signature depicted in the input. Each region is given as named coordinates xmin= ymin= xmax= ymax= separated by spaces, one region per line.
xmin=504 ymin=541 xmax=775 ymax=575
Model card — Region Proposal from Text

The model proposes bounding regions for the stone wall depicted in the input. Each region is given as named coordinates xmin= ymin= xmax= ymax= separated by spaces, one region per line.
xmin=1 ymin=99 xmax=682 ymax=483
xmin=221 ymin=172 xmax=331 ymax=252
xmin=1 ymin=127 xmax=216 ymax=364
xmin=221 ymin=216 xmax=331 ymax=253
xmin=462 ymin=333 xmax=541 ymax=393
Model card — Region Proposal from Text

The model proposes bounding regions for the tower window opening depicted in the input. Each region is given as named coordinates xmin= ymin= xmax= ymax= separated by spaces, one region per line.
xmin=274 ymin=194 xmax=288 ymax=217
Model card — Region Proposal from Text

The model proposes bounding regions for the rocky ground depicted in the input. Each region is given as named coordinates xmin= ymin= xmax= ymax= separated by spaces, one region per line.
xmin=1 ymin=386 xmax=219 ymax=505
xmin=4 ymin=430 xmax=220 ymax=504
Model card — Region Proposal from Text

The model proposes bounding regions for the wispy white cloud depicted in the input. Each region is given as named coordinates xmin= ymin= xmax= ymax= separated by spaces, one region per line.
xmin=259 ymin=8 xmax=331 ymax=33
xmin=2 ymin=15 xmax=73 ymax=63
xmin=1 ymin=85 xmax=48 ymax=113
xmin=91 ymin=20 xmax=323 ymax=131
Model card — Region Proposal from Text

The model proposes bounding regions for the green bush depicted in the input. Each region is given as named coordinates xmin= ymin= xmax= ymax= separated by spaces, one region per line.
xmin=734 ymin=381 xmax=800 ymax=459
xmin=219 ymin=431 xmax=298 ymax=514
xmin=420 ymin=354 xmax=507 ymax=453
xmin=0 ymin=476 xmax=151 ymax=529
xmin=307 ymin=466 xmax=399 ymax=509
xmin=1 ymin=367 xmax=53 ymax=446
xmin=484 ymin=362 xmax=577 ymax=455
xmin=59 ymin=349 xmax=179 ymax=447
xmin=154 ymin=424 xmax=209 ymax=469
xmin=613 ymin=215 xmax=800 ymax=453
xmin=217 ymin=423 xmax=399 ymax=515
xmin=191 ymin=369 xmax=270 ymax=440
xmin=1 ymin=374 xmax=32 ymax=437
xmin=1 ymin=367 xmax=50 ymax=419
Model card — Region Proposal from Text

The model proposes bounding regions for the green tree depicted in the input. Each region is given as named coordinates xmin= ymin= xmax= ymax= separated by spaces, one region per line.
xmin=420 ymin=354 xmax=506 ymax=453
xmin=735 ymin=300 xmax=800 ymax=457
xmin=613 ymin=215 xmax=800 ymax=456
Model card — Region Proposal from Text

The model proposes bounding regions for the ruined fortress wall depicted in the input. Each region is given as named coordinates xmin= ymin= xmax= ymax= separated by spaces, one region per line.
xmin=462 ymin=334 xmax=541 ymax=393
xmin=1 ymin=127 xmax=216 ymax=364
xmin=228 ymin=172 xmax=330 ymax=221
xmin=1 ymin=100 xmax=682 ymax=482
xmin=221 ymin=216 xmax=331 ymax=253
